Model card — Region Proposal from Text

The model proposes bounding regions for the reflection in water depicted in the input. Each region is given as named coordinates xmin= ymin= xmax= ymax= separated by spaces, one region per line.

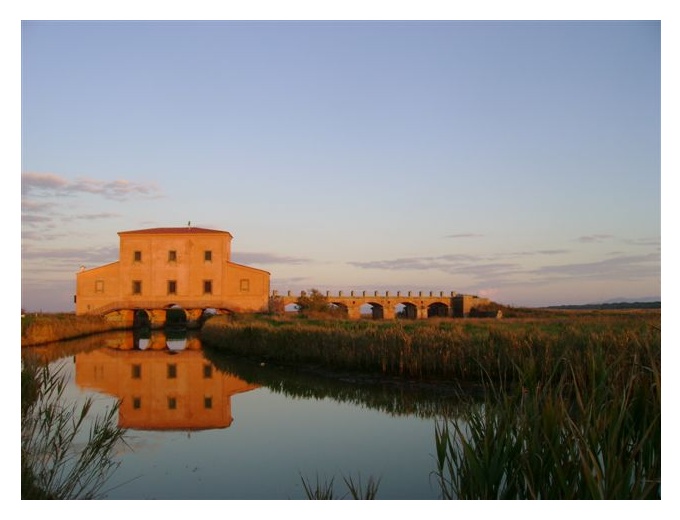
xmin=22 ymin=329 xmax=473 ymax=499
xmin=203 ymin=345 xmax=478 ymax=420
xmin=74 ymin=333 xmax=258 ymax=431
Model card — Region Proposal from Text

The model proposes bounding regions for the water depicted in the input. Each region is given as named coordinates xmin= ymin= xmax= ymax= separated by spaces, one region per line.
xmin=24 ymin=330 xmax=467 ymax=500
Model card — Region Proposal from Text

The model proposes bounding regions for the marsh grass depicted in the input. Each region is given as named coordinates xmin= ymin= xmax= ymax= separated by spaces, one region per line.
xmin=300 ymin=473 xmax=381 ymax=500
xmin=22 ymin=313 xmax=123 ymax=347
xmin=21 ymin=358 xmax=127 ymax=499
xmin=433 ymin=340 xmax=661 ymax=499
xmin=203 ymin=312 xmax=660 ymax=499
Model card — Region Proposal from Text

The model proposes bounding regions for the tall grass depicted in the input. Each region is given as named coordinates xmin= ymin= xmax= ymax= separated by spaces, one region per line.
xmin=22 ymin=313 xmax=124 ymax=347
xmin=202 ymin=312 xmax=660 ymax=499
xmin=433 ymin=339 xmax=660 ymax=499
xmin=21 ymin=358 xmax=127 ymax=499
xmin=201 ymin=313 xmax=660 ymax=387
xmin=300 ymin=473 xmax=381 ymax=499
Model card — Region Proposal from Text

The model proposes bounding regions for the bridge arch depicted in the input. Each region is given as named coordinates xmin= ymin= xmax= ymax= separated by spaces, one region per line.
xmin=427 ymin=302 xmax=449 ymax=318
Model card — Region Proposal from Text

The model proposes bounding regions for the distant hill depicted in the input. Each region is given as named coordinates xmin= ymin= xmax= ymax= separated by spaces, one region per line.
xmin=545 ymin=301 xmax=660 ymax=310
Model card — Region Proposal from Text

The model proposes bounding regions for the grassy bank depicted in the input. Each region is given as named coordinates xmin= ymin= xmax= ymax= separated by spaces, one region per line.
xmin=21 ymin=313 xmax=126 ymax=347
xmin=202 ymin=312 xmax=660 ymax=499
xmin=200 ymin=312 xmax=660 ymax=387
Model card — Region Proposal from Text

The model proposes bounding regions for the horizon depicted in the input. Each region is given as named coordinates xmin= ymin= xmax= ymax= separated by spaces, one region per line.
xmin=18 ymin=17 xmax=662 ymax=312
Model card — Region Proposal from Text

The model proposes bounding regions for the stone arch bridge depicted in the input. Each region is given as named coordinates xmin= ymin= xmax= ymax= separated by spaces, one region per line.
xmin=273 ymin=290 xmax=492 ymax=320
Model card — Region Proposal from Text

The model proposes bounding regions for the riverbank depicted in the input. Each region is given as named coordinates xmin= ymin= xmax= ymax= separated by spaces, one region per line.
xmin=200 ymin=311 xmax=661 ymax=386
xmin=21 ymin=313 xmax=127 ymax=347
xmin=201 ymin=311 xmax=661 ymax=498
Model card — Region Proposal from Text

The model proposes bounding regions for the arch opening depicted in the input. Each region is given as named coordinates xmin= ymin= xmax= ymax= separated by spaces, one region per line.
xmin=427 ymin=302 xmax=449 ymax=318
xmin=133 ymin=309 xmax=151 ymax=329
xmin=396 ymin=302 xmax=417 ymax=319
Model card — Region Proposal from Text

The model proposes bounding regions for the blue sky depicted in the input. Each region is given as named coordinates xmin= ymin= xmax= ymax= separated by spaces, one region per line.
xmin=18 ymin=15 xmax=664 ymax=312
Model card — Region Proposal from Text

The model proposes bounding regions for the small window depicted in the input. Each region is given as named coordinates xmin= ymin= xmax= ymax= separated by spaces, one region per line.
xmin=240 ymin=278 xmax=250 ymax=292
xmin=134 ymin=251 xmax=142 ymax=262
xmin=203 ymin=365 xmax=213 ymax=378
xmin=167 ymin=363 xmax=177 ymax=379
xmin=168 ymin=250 xmax=177 ymax=262
xmin=131 ymin=364 xmax=141 ymax=379
xmin=203 ymin=280 xmax=213 ymax=294
xmin=204 ymin=396 xmax=213 ymax=409
xmin=95 ymin=280 xmax=104 ymax=293
xmin=132 ymin=280 xmax=142 ymax=295
xmin=204 ymin=250 xmax=212 ymax=262
xmin=168 ymin=280 xmax=177 ymax=295
xmin=132 ymin=397 xmax=141 ymax=409
xmin=168 ymin=397 xmax=177 ymax=410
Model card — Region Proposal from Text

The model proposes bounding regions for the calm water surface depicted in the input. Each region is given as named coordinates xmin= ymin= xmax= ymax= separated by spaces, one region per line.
xmin=28 ymin=330 xmax=470 ymax=500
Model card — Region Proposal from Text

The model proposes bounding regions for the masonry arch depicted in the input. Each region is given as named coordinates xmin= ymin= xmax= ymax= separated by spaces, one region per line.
xmin=165 ymin=304 xmax=187 ymax=327
xmin=133 ymin=309 xmax=151 ymax=328
xmin=364 ymin=302 xmax=384 ymax=319
xmin=329 ymin=301 xmax=349 ymax=318
xmin=396 ymin=302 xmax=418 ymax=319
xmin=427 ymin=302 xmax=449 ymax=318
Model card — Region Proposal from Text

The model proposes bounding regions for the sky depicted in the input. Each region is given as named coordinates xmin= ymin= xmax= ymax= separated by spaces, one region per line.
xmin=15 ymin=7 xmax=669 ymax=312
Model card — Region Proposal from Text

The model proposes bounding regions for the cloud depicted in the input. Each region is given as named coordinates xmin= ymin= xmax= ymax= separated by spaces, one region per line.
xmin=531 ymin=253 xmax=660 ymax=281
xmin=22 ymin=245 xmax=119 ymax=268
xmin=22 ymin=172 xmax=162 ymax=200
xmin=577 ymin=234 xmax=614 ymax=243
xmin=232 ymin=252 xmax=312 ymax=265
xmin=444 ymin=233 xmax=484 ymax=239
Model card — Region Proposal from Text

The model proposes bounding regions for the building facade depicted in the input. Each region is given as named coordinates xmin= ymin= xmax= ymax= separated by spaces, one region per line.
xmin=75 ymin=227 xmax=270 ymax=326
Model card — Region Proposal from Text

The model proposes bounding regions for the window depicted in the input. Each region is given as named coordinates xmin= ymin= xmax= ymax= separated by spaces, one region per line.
xmin=132 ymin=280 xmax=142 ymax=295
xmin=167 ymin=363 xmax=177 ymax=379
xmin=131 ymin=364 xmax=141 ymax=379
xmin=168 ymin=250 xmax=177 ymax=262
xmin=240 ymin=278 xmax=250 ymax=292
xmin=203 ymin=280 xmax=213 ymax=294
xmin=132 ymin=397 xmax=141 ymax=410
xmin=204 ymin=396 xmax=213 ymax=409
xmin=95 ymin=280 xmax=104 ymax=293
xmin=134 ymin=251 xmax=142 ymax=262
xmin=204 ymin=250 xmax=212 ymax=262
xmin=167 ymin=397 xmax=177 ymax=410
xmin=203 ymin=365 xmax=212 ymax=378
xmin=168 ymin=280 xmax=177 ymax=295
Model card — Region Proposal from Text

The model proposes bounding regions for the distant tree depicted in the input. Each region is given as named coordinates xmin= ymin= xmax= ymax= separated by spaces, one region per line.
xmin=269 ymin=294 xmax=285 ymax=315
xmin=296 ymin=289 xmax=333 ymax=317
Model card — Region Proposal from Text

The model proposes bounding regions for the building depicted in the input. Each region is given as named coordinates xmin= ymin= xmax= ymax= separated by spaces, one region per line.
xmin=75 ymin=226 xmax=270 ymax=327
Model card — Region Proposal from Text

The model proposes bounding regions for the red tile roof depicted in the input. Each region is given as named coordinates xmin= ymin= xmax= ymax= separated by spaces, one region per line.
xmin=118 ymin=227 xmax=231 ymax=235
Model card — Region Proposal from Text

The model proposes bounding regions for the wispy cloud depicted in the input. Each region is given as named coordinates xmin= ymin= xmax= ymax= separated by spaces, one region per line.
xmin=444 ymin=233 xmax=484 ymax=239
xmin=577 ymin=234 xmax=614 ymax=243
xmin=232 ymin=252 xmax=312 ymax=265
xmin=22 ymin=245 xmax=119 ymax=265
xmin=22 ymin=172 xmax=162 ymax=200
xmin=348 ymin=248 xmax=660 ymax=289
xmin=530 ymin=253 xmax=660 ymax=281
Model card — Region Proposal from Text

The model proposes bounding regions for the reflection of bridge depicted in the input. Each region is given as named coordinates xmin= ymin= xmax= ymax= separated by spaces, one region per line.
xmin=273 ymin=290 xmax=491 ymax=319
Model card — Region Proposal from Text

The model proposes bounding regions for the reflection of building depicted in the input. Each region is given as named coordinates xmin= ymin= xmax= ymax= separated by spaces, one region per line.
xmin=75 ymin=227 xmax=270 ymax=327
xmin=75 ymin=346 xmax=258 ymax=431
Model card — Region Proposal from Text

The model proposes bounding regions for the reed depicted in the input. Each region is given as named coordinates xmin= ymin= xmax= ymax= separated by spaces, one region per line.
xmin=203 ymin=312 xmax=660 ymax=499
xmin=201 ymin=313 xmax=660 ymax=387
xmin=21 ymin=358 xmax=128 ymax=499
xmin=433 ymin=338 xmax=660 ymax=499
xmin=300 ymin=473 xmax=381 ymax=500
xmin=22 ymin=313 xmax=124 ymax=347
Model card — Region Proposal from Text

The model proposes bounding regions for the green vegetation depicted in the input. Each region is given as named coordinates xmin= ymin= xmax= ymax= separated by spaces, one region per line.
xmin=22 ymin=313 xmax=124 ymax=347
xmin=202 ymin=310 xmax=660 ymax=499
xmin=21 ymin=358 xmax=127 ymax=499
xmin=201 ymin=311 xmax=660 ymax=386
xmin=433 ymin=338 xmax=660 ymax=499
xmin=300 ymin=473 xmax=381 ymax=500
